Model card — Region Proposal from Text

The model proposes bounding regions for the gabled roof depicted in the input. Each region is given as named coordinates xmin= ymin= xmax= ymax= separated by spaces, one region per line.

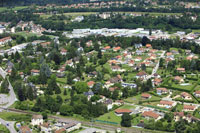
xmin=142 ymin=111 xmax=159 ymax=119
xmin=115 ymin=108 xmax=132 ymax=114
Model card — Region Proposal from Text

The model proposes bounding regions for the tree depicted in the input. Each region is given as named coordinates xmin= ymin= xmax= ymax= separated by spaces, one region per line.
xmin=121 ymin=113 xmax=132 ymax=127
xmin=63 ymin=89 xmax=67 ymax=95
xmin=59 ymin=105 xmax=73 ymax=116
xmin=112 ymin=90 xmax=119 ymax=100
xmin=0 ymin=78 xmax=9 ymax=93
xmin=122 ymin=87 xmax=129 ymax=98
xmin=74 ymin=81 xmax=88 ymax=94
xmin=27 ymin=86 xmax=34 ymax=100
xmin=42 ymin=112 xmax=48 ymax=119
xmin=175 ymin=119 xmax=186 ymax=133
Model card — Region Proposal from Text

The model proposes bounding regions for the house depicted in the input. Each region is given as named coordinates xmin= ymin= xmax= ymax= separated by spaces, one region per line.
xmin=136 ymin=71 xmax=148 ymax=80
xmin=87 ymin=81 xmax=95 ymax=88
xmin=55 ymin=128 xmax=65 ymax=133
xmin=60 ymin=48 xmax=67 ymax=55
xmin=174 ymin=112 xmax=184 ymax=122
xmin=115 ymin=108 xmax=132 ymax=116
xmin=194 ymin=90 xmax=200 ymax=97
xmin=19 ymin=72 xmax=24 ymax=78
xmin=153 ymin=78 xmax=162 ymax=86
xmin=121 ymin=83 xmax=137 ymax=89
xmin=109 ymin=75 xmax=122 ymax=83
xmin=0 ymin=36 xmax=12 ymax=45
xmin=134 ymin=43 xmax=143 ymax=49
xmin=88 ymin=71 xmax=97 ymax=77
xmin=40 ymin=122 xmax=51 ymax=133
xmin=31 ymin=69 xmax=40 ymax=76
xmin=113 ymin=46 xmax=121 ymax=51
xmin=63 ymin=122 xmax=81 ymax=132
xmin=136 ymin=50 xmax=143 ymax=55
xmin=142 ymin=111 xmax=160 ymax=120
xmin=181 ymin=92 xmax=192 ymax=100
xmin=157 ymin=100 xmax=176 ymax=108
xmin=111 ymin=65 xmax=121 ymax=72
xmin=141 ymin=93 xmax=151 ymax=99
xmin=156 ymin=88 xmax=168 ymax=95
xmin=146 ymin=44 xmax=152 ymax=48
xmin=174 ymin=112 xmax=200 ymax=122
xmin=174 ymin=76 xmax=184 ymax=83
xmin=31 ymin=115 xmax=43 ymax=126
xmin=183 ymin=105 xmax=197 ymax=111
xmin=19 ymin=126 xmax=32 ymax=133
xmin=109 ymin=87 xmax=119 ymax=92
xmin=84 ymin=91 xmax=94 ymax=100
xmin=177 ymin=68 xmax=185 ymax=73
xmin=104 ymin=99 xmax=113 ymax=110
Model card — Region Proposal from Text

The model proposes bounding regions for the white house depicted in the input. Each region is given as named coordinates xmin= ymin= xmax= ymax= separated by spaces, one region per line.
xmin=0 ymin=36 xmax=12 ymax=45
xmin=31 ymin=115 xmax=43 ymax=126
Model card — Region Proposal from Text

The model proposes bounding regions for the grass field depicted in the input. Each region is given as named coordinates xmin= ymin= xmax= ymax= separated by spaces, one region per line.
xmin=97 ymin=105 xmax=135 ymax=124
xmin=0 ymin=124 xmax=9 ymax=133
xmin=40 ymin=12 xmax=97 ymax=19
xmin=0 ymin=112 xmax=31 ymax=122
xmin=124 ymin=94 xmax=161 ymax=104
xmin=0 ymin=6 xmax=28 ymax=12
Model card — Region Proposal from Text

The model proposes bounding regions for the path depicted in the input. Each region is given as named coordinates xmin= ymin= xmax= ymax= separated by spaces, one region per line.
xmin=0 ymin=118 xmax=17 ymax=133
xmin=0 ymin=67 xmax=17 ymax=133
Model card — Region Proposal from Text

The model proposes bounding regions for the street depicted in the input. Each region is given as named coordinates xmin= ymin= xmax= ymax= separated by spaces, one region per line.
xmin=0 ymin=67 xmax=17 ymax=133
xmin=0 ymin=118 xmax=17 ymax=133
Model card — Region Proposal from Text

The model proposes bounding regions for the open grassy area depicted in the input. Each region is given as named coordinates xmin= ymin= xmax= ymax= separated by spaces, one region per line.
xmin=0 ymin=112 xmax=31 ymax=122
xmin=40 ymin=12 xmax=97 ymax=19
xmin=124 ymin=94 xmax=161 ymax=104
xmin=97 ymin=105 xmax=135 ymax=124
xmin=0 ymin=124 xmax=9 ymax=133
xmin=0 ymin=6 xmax=28 ymax=12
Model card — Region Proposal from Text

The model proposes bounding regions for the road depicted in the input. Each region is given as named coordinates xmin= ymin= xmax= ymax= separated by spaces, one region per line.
xmin=0 ymin=67 xmax=17 ymax=110
xmin=146 ymin=51 xmax=166 ymax=80
xmin=0 ymin=118 xmax=17 ymax=133
xmin=0 ymin=67 xmax=17 ymax=133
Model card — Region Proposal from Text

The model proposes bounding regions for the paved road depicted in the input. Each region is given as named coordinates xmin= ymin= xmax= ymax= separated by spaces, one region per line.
xmin=0 ymin=67 xmax=17 ymax=133
xmin=0 ymin=118 xmax=17 ymax=133
xmin=0 ymin=68 xmax=17 ymax=110
xmin=146 ymin=51 xmax=166 ymax=80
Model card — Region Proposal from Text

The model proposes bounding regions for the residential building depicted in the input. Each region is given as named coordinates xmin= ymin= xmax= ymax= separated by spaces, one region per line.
xmin=141 ymin=93 xmax=151 ymax=99
xmin=115 ymin=108 xmax=132 ymax=116
xmin=156 ymin=88 xmax=168 ymax=95
xmin=177 ymin=68 xmax=185 ymax=72
xmin=0 ymin=36 xmax=12 ymax=45
xmin=136 ymin=71 xmax=148 ymax=80
xmin=157 ymin=100 xmax=176 ymax=108
xmin=19 ymin=126 xmax=32 ymax=133
xmin=142 ymin=111 xmax=161 ymax=121
xmin=31 ymin=115 xmax=43 ymax=126
xmin=194 ymin=90 xmax=200 ymax=97
xmin=31 ymin=69 xmax=40 ymax=76
xmin=183 ymin=105 xmax=197 ymax=111
xmin=181 ymin=92 xmax=192 ymax=100
xmin=87 ymin=81 xmax=95 ymax=88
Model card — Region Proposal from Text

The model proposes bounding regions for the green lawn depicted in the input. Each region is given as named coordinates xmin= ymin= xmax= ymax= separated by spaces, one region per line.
xmin=132 ymin=114 xmax=148 ymax=126
xmin=97 ymin=105 xmax=135 ymax=124
xmin=0 ymin=6 xmax=28 ymax=12
xmin=124 ymin=94 xmax=161 ymax=104
xmin=0 ymin=124 xmax=9 ymax=133
xmin=14 ymin=32 xmax=41 ymax=38
xmin=0 ymin=112 xmax=31 ymax=122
